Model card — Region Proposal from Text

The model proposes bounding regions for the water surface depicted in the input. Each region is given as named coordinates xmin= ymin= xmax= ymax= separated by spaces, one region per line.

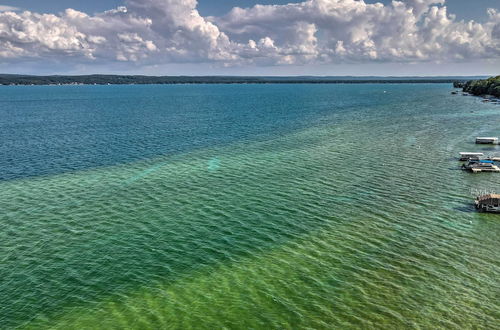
xmin=1 ymin=84 xmax=499 ymax=329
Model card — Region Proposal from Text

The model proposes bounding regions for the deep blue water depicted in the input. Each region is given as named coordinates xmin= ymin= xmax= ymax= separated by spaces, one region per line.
xmin=0 ymin=84 xmax=323 ymax=180
xmin=1 ymin=83 xmax=438 ymax=181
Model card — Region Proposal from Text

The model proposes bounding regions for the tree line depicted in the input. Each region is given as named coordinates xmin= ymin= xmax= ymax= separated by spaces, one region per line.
xmin=454 ymin=76 xmax=500 ymax=97
xmin=0 ymin=74 xmax=467 ymax=85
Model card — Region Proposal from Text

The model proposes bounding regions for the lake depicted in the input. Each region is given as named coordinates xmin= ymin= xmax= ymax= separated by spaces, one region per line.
xmin=1 ymin=84 xmax=499 ymax=328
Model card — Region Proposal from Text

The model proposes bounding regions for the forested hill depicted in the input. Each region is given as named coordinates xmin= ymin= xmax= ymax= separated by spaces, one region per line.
xmin=0 ymin=74 xmax=484 ymax=86
xmin=455 ymin=76 xmax=500 ymax=97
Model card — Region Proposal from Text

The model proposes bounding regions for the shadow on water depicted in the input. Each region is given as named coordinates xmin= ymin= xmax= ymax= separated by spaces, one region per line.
xmin=452 ymin=205 xmax=477 ymax=213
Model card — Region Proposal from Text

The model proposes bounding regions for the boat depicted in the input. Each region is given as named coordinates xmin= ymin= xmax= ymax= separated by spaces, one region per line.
xmin=475 ymin=194 xmax=500 ymax=213
xmin=462 ymin=159 xmax=500 ymax=172
xmin=459 ymin=152 xmax=484 ymax=161
xmin=475 ymin=137 xmax=498 ymax=144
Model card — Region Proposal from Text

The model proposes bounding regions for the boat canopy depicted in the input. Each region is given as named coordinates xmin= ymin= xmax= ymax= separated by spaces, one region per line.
xmin=477 ymin=194 xmax=500 ymax=203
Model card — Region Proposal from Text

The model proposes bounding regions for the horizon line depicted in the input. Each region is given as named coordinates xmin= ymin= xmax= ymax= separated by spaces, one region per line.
xmin=0 ymin=74 xmax=493 ymax=78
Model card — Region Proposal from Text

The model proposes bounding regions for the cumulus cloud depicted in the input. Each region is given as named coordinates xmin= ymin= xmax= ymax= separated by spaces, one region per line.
xmin=0 ymin=0 xmax=498 ymax=68
xmin=215 ymin=0 xmax=500 ymax=64
xmin=0 ymin=0 xmax=233 ymax=64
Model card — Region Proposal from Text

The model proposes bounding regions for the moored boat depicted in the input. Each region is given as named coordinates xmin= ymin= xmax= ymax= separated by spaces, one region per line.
xmin=462 ymin=159 xmax=500 ymax=172
xmin=475 ymin=137 xmax=498 ymax=144
xmin=459 ymin=152 xmax=484 ymax=161
xmin=475 ymin=194 xmax=500 ymax=213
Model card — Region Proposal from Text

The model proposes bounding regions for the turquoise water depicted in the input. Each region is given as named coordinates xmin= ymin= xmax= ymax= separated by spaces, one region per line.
xmin=1 ymin=84 xmax=499 ymax=329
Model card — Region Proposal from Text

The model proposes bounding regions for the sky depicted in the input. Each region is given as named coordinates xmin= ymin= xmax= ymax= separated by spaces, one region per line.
xmin=0 ymin=0 xmax=499 ymax=76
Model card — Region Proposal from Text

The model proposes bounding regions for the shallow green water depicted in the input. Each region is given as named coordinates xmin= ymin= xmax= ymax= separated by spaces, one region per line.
xmin=1 ymin=84 xmax=499 ymax=329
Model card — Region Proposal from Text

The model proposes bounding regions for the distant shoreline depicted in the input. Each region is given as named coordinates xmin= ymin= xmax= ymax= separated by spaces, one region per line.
xmin=0 ymin=74 xmax=486 ymax=86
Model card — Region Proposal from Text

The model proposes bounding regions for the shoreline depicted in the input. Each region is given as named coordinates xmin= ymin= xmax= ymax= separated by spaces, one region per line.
xmin=0 ymin=74 xmax=481 ymax=86
xmin=1 ymin=80 xmax=461 ymax=86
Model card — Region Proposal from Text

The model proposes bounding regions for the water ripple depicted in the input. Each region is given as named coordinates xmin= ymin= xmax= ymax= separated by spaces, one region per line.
xmin=1 ymin=85 xmax=499 ymax=329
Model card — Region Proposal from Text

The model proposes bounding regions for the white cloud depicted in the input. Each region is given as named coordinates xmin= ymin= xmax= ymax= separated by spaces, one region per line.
xmin=0 ymin=5 xmax=19 ymax=12
xmin=0 ymin=0 xmax=498 ymax=69
xmin=215 ymin=0 xmax=500 ymax=64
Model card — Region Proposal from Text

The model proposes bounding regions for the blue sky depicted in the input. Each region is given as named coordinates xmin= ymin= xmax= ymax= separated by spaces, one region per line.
xmin=0 ymin=0 xmax=499 ymax=76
